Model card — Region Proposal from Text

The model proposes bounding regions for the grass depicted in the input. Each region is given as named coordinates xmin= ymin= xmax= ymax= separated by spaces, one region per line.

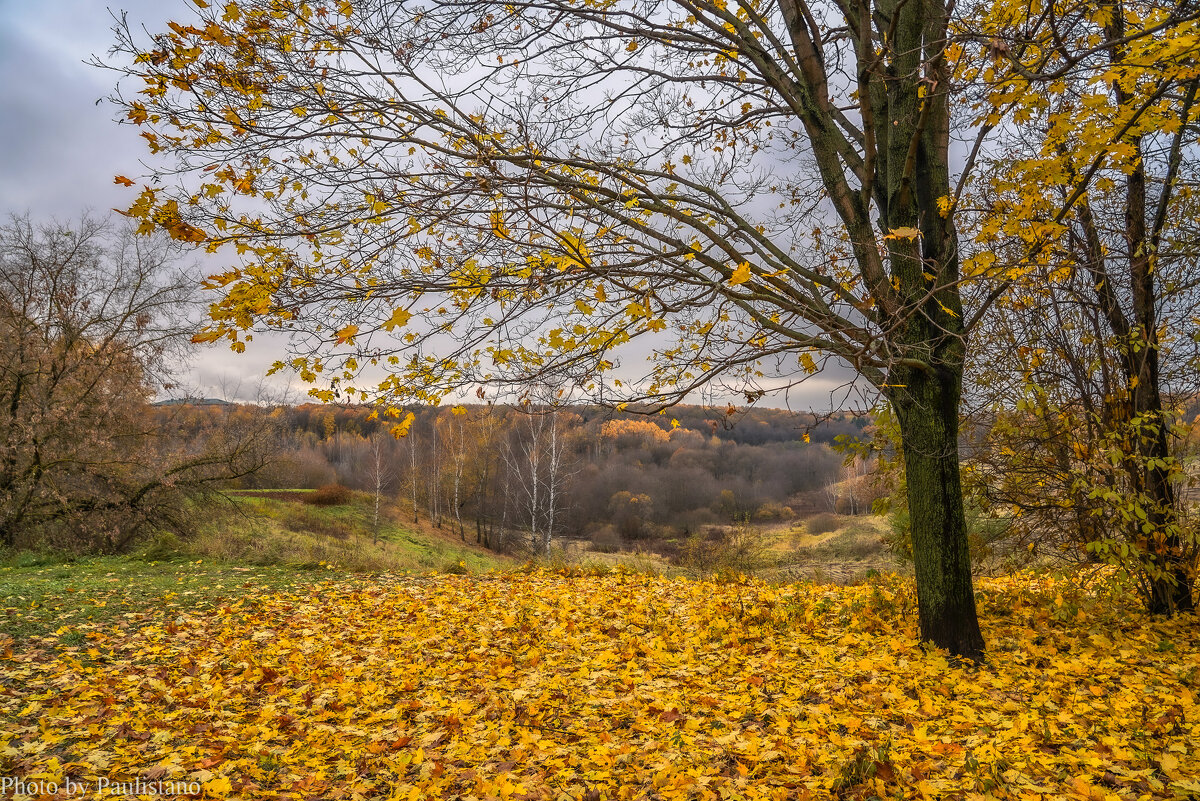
xmin=548 ymin=540 xmax=678 ymax=575
xmin=0 ymin=557 xmax=336 ymax=646
xmin=1 ymin=499 xmax=901 ymax=648
xmin=1 ymin=490 xmax=509 ymax=646
xmin=189 ymin=491 xmax=508 ymax=574
xmin=800 ymin=521 xmax=888 ymax=560
xmin=552 ymin=515 xmax=899 ymax=584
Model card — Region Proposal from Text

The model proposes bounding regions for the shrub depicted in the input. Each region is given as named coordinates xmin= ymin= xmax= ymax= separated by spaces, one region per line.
xmin=305 ymin=484 xmax=353 ymax=507
xmin=589 ymin=526 xmax=623 ymax=553
xmin=137 ymin=531 xmax=185 ymax=561
xmin=608 ymin=491 xmax=653 ymax=539
xmin=806 ymin=513 xmax=839 ymax=535
xmin=676 ymin=518 xmax=768 ymax=573
xmin=754 ymin=501 xmax=795 ymax=522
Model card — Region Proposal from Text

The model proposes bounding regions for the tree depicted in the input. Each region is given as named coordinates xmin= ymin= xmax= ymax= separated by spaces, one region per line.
xmin=0 ymin=215 xmax=273 ymax=552
xmin=463 ymin=404 xmax=508 ymax=548
xmin=367 ymin=431 xmax=396 ymax=544
xmin=500 ymin=393 xmax=578 ymax=555
xmin=107 ymin=0 xmax=1197 ymax=657
xmin=962 ymin=0 xmax=1200 ymax=613
xmin=438 ymin=406 xmax=471 ymax=539
xmin=405 ymin=417 xmax=421 ymax=524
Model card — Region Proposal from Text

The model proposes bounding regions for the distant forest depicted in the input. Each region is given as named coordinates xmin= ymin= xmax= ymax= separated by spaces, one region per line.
xmin=163 ymin=402 xmax=876 ymax=553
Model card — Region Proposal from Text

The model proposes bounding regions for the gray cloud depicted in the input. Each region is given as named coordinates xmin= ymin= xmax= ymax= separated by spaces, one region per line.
xmin=0 ymin=2 xmax=157 ymax=216
xmin=0 ymin=0 xmax=301 ymax=401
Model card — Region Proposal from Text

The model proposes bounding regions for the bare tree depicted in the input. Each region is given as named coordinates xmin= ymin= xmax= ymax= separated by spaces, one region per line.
xmin=405 ymin=421 xmax=420 ymax=525
xmin=467 ymin=404 xmax=505 ymax=548
xmin=438 ymin=409 xmax=471 ymax=540
xmin=0 ymin=214 xmax=272 ymax=552
xmin=367 ymin=432 xmax=396 ymax=544
xmin=501 ymin=390 xmax=579 ymax=555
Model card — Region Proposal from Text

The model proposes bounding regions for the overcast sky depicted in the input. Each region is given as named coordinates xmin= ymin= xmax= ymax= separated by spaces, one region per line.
xmin=0 ymin=0 xmax=867 ymax=412
xmin=0 ymin=0 xmax=301 ymax=400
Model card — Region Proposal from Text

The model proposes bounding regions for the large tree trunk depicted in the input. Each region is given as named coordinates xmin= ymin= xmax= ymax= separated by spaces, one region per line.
xmin=891 ymin=362 xmax=986 ymax=663
xmin=869 ymin=0 xmax=984 ymax=662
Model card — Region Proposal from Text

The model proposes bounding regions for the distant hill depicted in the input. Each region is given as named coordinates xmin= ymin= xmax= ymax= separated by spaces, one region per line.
xmin=151 ymin=397 xmax=233 ymax=407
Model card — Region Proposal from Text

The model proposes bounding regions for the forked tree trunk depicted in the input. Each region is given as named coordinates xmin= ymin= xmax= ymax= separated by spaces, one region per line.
xmin=861 ymin=0 xmax=985 ymax=660
xmin=891 ymin=363 xmax=986 ymax=663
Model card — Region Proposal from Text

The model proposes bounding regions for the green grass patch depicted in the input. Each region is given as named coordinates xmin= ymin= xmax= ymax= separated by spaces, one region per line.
xmin=0 ymin=556 xmax=338 ymax=646
xmin=188 ymin=492 xmax=507 ymax=574
xmin=1 ymin=492 xmax=508 ymax=647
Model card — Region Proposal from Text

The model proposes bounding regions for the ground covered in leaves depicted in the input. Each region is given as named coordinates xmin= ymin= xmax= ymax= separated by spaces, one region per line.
xmin=2 ymin=568 xmax=1199 ymax=800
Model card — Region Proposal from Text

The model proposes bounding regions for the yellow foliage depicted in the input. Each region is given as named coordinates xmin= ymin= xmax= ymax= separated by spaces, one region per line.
xmin=885 ymin=226 xmax=920 ymax=241
xmin=2 ymin=572 xmax=1198 ymax=799
xmin=601 ymin=417 xmax=670 ymax=444
xmin=382 ymin=307 xmax=412 ymax=331
xmin=390 ymin=410 xmax=416 ymax=438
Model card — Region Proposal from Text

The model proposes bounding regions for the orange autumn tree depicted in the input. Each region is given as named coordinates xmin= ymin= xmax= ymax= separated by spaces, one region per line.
xmin=0 ymin=215 xmax=275 ymax=552
xmin=106 ymin=0 xmax=1198 ymax=658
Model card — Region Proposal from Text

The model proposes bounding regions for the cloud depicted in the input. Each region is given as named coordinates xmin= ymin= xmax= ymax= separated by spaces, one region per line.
xmin=0 ymin=2 xmax=169 ymax=217
xmin=0 ymin=1 xmax=299 ymax=400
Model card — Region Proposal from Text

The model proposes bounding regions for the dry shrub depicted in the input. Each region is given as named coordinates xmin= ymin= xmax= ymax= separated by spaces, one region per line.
xmin=806 ymin=513 xmax=840 ymax=535
xmin=589 ymin=526 xmax=623 ymax=553
xmin=676 ymin=519 xmax=768 ymax=573
xmin=754 ymin=501 xmax=795 ymax=522
xmin=305 ymin=484 xmax=353 ymax=507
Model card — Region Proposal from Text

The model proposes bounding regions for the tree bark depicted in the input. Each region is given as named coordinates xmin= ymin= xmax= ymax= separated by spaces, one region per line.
xmin=1097 ymin=7 xmax=1194 ymax=615
xmin=869 ymin=0 xmax=985 ymax=661
xmin=1131 ymin=235 xmax=1191 ymax=614
xmin=1128 ymin=157 xmax=1191 ymax=611
xmin=891 ymin=362 xmax=986 ymax=663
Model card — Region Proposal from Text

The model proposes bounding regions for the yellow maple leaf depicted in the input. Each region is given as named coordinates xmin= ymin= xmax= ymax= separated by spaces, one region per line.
xmin=382 ymin=308 xmax=412 ymax=331
xmin=390 ymin=411 xmax=416 ymax=439
xmin=885 ymin=226 xmax=921 ymax=240
xmin=203 ymin=775 xmax=232 ymax=796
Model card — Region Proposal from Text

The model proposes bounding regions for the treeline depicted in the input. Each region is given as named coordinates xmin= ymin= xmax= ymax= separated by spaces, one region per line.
xmin=0 ymin=209 xmax=871 ymax=559
xmin=269 ymin=402 xmax=869 ymax=447
xmin=212 ymin=402 xmax=862 ymax=553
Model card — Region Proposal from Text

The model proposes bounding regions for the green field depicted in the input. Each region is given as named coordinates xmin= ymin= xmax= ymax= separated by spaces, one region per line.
xmin=0 ymin=491 xmax=507 ymax=646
